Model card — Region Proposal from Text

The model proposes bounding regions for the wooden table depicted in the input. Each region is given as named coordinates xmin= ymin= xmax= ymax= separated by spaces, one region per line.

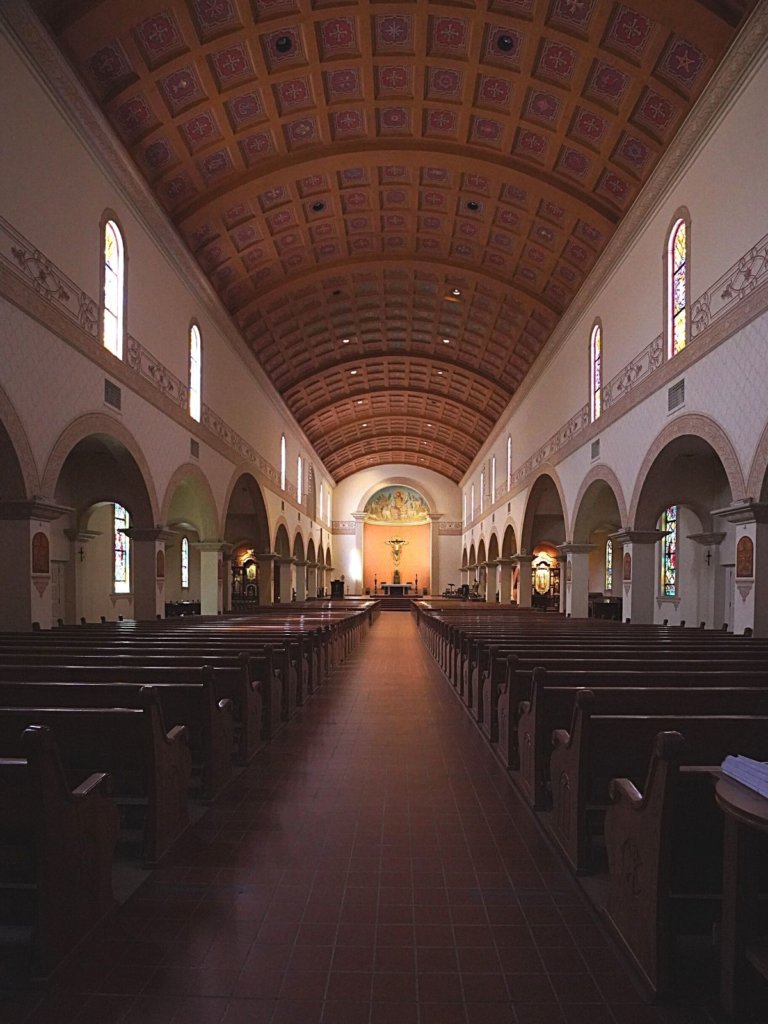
xmin=716 ymin=775 xmax=768 ymax=1019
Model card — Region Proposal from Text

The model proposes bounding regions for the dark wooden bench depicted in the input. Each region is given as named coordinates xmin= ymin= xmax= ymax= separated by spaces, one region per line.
xmin=515 ymin=668 xmax=768 ymax=808
xmin=0 ymin=688 xmax=191 ymax=865
xmin=0 ymin=724 xmax=119 ymax=975
xmin=548 ymin=690 xmax=768 ymax=874
xmin=0 ymin=676 xmax=233 ymax=801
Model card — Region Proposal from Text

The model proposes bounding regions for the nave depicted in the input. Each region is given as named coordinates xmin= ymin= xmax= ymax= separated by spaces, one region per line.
xmin=3 ymin=613 xmax=724 ymax=1024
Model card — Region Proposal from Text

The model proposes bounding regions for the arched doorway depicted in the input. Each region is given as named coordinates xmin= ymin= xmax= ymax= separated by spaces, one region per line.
xmin=49 ymin=431 xmax=156 ymax=623
xmin=631 ymin=434 xmax=734 ymax=627
xmin=570 ymin=474 xmax=625 ymax=619
xmin=162 ymin=465 xmax=220 ymax=616
xmin=224 ymin=472 xmax=271 ymax=609
xmin=520 ymin=472 xmax=566 ymax=610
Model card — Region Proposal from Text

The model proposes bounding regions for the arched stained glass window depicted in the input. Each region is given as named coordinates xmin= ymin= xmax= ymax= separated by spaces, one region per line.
xmin=590 ymin=324 xmax=602 ymax=422
xmin=103 ymin=220 xmax=124 ymax=359
xmin=605 ymin=538 xmax=613 ymax=592
xmin=507 ymin=436 xmax=512 ymax=491
xmin=181 ymin=537 xmax=189 ymax=590
xmin=280 ymin=435 xmax=286 ymax=490
xmin=668 ymin=219 xmax=687 ymax=357
xmin=189 ymin=325 xmax=201 ymax=422
xmin=660 ymin=505 xmax=678 ymax=597
xmin=114 ymin=503 xmax=130 ymax=593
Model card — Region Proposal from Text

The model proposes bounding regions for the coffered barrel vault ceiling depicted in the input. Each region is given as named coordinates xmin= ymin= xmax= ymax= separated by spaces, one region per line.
xmin=32 ymin=0 xmax=756 ymax=482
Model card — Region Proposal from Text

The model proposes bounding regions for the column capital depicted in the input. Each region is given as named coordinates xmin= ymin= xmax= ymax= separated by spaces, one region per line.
xmin=351 ymin=512 xmax=368 ymax=522
xmin=711 ymin=500 xmax=768 ymax=525
xmin=64 ymin=528 xmax=101 ymax=544
xmin=123 ymin=526 xmax=176 ymax=543
xmin=191 ymin=539 xmax=227 ymax=552
xmin=687 ymin=532 xmax=727 ymax=546
xmin=610 ymin=528 xmax=665 ymax=545
xmin=0 ymin=497 xmax=72 ymax=521
xmin=557 ymin=543 xmax=597 ymax=555
xmin=511 ymin=553 xmax=534 ymax=566
xmin=427 ymin=512 xmax=444 ymax=522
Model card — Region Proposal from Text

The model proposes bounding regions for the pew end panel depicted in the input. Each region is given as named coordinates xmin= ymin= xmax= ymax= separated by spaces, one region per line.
xmin=0 ymin=725 xmax=119 ymax=976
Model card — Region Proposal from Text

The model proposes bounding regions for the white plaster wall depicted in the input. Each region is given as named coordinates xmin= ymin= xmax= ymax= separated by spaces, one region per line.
xmin=0 ymin=28 xmax=332 ymax=526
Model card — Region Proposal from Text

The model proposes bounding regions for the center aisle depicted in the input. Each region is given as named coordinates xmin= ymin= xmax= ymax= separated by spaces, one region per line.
xmin=12 ymin=612 xmax=719 ymax=1024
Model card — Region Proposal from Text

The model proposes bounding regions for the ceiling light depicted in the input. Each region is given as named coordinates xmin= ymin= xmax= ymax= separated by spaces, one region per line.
xmin=275 ymin=35 xmax=293 ymax=53
xmin=437 ymin=370 xmax=444 ymax=375
xmin=442 ymin=338 xmax=450 ymax=345
xmin=350 ymin=369 xmax=358 ymax=375
xmin=342 ymin=338 xmax=350 ymax=344
xmin=451 ymin=288 xmax=461 ymax=297
xmin=312 ymin=201 xmax=325 ymax=212
xmin=466 ymin=200 xmax=480 ymax=212
xmin=357 ymin=399 xmax=364 ymax=404
xmin=497 ymin=34 xmax=515 ymax=53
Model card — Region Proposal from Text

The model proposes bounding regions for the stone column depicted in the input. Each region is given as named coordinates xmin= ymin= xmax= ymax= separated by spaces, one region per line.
xmin=512 ymin=553 xmax=534 ymax=608
xmin=64 ymin=527 xmax=101 ymax=625
xmin=0 ymin=498 xmax=70 ymax=630
xmin=712 ymin=501 xmax=768 ymax=636
xmin=193 ymin=541 xmax=225 ymax=616
xmin=306 ymin=560 xmax=318 ymax=600
xmin=294 ymin=560 xmax=307 ymax=601
xmin=277 ymin=557 xmax=296 ymax=603
xmin=124 ymin=527 xmax=175 ymax=620
xmin=687 ymin=531 xmax=727 ymax=629
xmin=611 ymin=529 xmax=664 ymax=624
xmin=497 ymin=558 xmax=513 ymax=604
xmin=558 ymin=544 xmax=596 ymax=619
xmin=352 ymin=512 xmax=367 ymax=596
xmin=256 ymin=553 xmax=277 ymax=606
xmin=428 ymin=513 xmax=443 ymax=597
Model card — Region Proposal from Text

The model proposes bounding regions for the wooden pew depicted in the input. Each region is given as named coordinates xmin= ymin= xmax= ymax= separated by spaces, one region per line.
xmin=0 ymin=724 xmax=119 ymax=976
xmin=601 ymin=731 xmax=729 ymax=999
xmin=516 ymin=668 xmax=768 ymax=808
xmin=0 ymin=676 xmax=233 ymax=802
xmin=0 ymin=688 xmax=191 ymax=865
xmin=548 ymin=690 xmax=768 ymax=874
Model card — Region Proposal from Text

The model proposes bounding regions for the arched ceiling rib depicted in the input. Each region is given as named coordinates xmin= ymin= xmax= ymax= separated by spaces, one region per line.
xmin=31 ymin=0 xmax=758 ymax=482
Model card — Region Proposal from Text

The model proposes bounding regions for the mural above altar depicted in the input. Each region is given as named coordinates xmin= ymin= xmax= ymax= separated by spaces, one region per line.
xmin=363 ymin=485 xmax=430 ymax=524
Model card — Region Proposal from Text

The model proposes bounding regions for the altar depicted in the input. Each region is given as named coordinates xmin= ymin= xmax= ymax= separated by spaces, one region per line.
xmin=380 ymin=583 xmax=411 ymax=597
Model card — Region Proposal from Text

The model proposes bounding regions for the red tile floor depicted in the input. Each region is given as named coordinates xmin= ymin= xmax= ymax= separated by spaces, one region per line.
xmin=1 ymin=613 xmax=730 ymax=1023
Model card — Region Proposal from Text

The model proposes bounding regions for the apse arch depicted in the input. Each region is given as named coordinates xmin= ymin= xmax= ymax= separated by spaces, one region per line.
xmin=357 ymin=475 xmax=435 ymax=516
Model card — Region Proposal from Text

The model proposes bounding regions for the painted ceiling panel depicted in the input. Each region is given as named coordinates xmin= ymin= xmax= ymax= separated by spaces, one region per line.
xmin=30 ymin=0 xmax=758 ymax=481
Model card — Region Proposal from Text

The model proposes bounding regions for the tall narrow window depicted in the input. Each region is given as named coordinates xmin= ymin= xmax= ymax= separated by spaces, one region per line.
xmin=491 ymin=456 xmax=496 ymax=503
xmin=189 ymin=325 xmax=201 ymax=422
xmin=280 ymin=434 xmax=286 ymax=490
xmin=113 ymin=503 xmax=130 ymax=593
xmin=507 ymin=436 xmax=512 ymax=491
xmin=660 ymin=505 xmax=678 ymax=597
xmin=181 ymin=536 xmax=189 ymax=590
xmin=668 ymin=219 xmax=687 ymax=357
xmin=471 ymin=484 xmax=475 ymax=521
xmin=479 ymin=469 xmax=485 ymax=515
xmin=319 ymin=482 xmax=324 ymax=521
xmin=590 ymin=323 xmax=602 ymax=421
xmin=326 ymin=490 xmax=331 ymax=525
xmin=103 ymin=220 xmax=124 ymax=358
xmin=463 ymin=493 xmax=467 ymax=527
xmin=604 ymin=538 xmax=613 ymax=592
xmin=297 ymin=455 xmax=303 ymax=503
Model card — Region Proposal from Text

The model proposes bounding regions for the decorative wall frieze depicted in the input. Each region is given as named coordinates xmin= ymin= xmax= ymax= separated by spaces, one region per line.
xmin=437 ymin=521 xmax=462 ymax=534
xmin=0 ymin=213 xmax=301 ymax=505
xmin=331 ymin=521 xmax=356 ymax=535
